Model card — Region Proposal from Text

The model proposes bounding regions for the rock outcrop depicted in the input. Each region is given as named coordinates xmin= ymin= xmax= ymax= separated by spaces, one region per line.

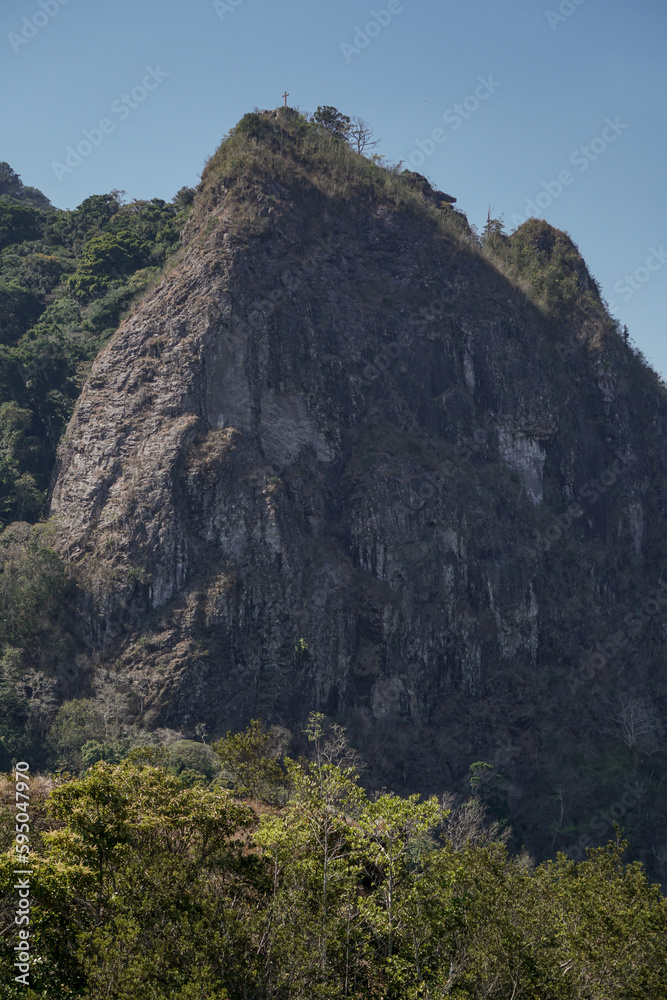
xmin=50 ymin=109 xmax=667 ymax=868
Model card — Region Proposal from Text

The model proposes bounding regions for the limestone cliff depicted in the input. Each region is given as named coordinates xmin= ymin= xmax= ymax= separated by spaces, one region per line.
xmin=50 ymin=109 xmax=667 ymax=869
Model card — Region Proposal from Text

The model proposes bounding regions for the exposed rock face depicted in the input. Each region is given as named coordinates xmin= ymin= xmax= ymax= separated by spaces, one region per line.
xmin=50 ymin=111 xmax=667 ymax=865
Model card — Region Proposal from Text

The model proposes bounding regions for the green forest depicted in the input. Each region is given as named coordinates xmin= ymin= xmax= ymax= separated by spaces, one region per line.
xmin=0 ymin=159 xmax=192 ymax=526
xmin=2 ymin=715 xmax=666 ymax=1000
xmin=0 ymin=159 xmax=195 ymax=778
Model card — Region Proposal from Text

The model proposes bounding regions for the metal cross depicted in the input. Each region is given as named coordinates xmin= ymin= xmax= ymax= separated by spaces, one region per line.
xmin=282 ymin=91 xmax=289 ymax=107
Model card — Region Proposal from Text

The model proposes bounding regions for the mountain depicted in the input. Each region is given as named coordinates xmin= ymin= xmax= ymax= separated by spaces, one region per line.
xmin=11 ymin=108 xmax=667 ymax=875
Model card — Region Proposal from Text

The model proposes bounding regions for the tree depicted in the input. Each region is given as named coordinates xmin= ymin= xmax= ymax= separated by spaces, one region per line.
xmin=66 ymin=230 xmax=149 ymax=300
xmin=38 ymin=761 xmax=253 ymax=998
xmin=47 ymin=699 xmax=104 ymax=769
xmin=213 ymin=718 xmax=288 ymax=803
xmin=612 ymin=696 xmax=662 ymax=776
xmin=312 ymin=106 xmax=351 ymax=141
xmin=0 ymin=520 xmax=75 ymax=666
xmin=0 ymin=161 xmax=51 ymax=208
xmin=69 ymin=192 xmax=121 ymax=237
xmin=538 ymin=839 xmax=667 ymax=997
xmin=347 ymin=116 xmax=380 ymax=155
xmin=0 ymin=162 xmax=22 ymax=198
xmin=254 ymin=713 xmax=367 ymax=995
xmin=0 ymin=201 xmax=41 ymax=249
xmin=168 ymin=739 xmax=220 ymax=782
xmin=172 ymin=186 xmax=196 ymax=211
xmin=355 ymin=792 xmax=441 ymax=962
xmin=0 ymin=402 xmax=45 ymax=519
xmin=480 ymin=209 xmax=508 ymax=252
xmin=614 ymin=696 xmax=661 ymax=754
xmin=0 ymin=281 xmax=43 ymax=343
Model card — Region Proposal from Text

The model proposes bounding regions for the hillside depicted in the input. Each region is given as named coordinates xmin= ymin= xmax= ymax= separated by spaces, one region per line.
xmin=1 ymin=108 xmax=666 ymax=883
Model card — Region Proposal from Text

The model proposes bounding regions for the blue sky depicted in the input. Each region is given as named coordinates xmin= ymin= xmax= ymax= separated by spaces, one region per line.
xmin=2 ymin=0 xmax=666 ymax=378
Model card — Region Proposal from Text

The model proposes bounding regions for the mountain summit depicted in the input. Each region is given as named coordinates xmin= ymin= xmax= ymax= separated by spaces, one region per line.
xmin=50 ymin=108 xmax=667 ymax=868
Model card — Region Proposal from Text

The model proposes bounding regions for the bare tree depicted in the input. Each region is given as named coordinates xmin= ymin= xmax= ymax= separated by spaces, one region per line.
xmin=652 ymin=839 xmax=667 ymax=881
xmin=152 ymin=727 xmax=184 ymax=747
xmin=614 ymin=697 xmax=661 ymax=755
xmin=616 ymin=698 xmax=658 ymax=750
xmin=439 ymin=797 xmax=510 ymax=850
xmin=92 ymin=679 xmax=130 ymax=739
xmin=347 ymin=116 xmax=380 ymax=155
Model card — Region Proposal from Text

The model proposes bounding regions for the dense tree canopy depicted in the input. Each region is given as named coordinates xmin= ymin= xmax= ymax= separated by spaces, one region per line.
xmin=0 ymin=177 xmax=192 ymax=528
xmin=312 ymin=105 xmax=352 ymax=140
xmin=1 ymin=716 xmax=666 ymax=999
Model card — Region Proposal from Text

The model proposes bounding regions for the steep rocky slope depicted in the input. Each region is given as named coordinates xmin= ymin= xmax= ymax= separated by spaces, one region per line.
xmin=49 ymin=109 xmax=667 ymax=871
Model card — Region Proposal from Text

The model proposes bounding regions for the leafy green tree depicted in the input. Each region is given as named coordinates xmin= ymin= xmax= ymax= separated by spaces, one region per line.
xmin=536 ymin=838 xmax=667 ymax=998
xmin=41 ymin=762 xmax=252 ymax=998
xmin=66 ymin=230 xmax=149 ymax=300
xmin=0 ymin=202 xmax=41 ymax=249
xmin=213 ymin=718 xmax=287 ymax=803
xmin=312 ymin=106 xmax=352 ymax=140
xmin=0 ymin=281 xmax=43 ymax=343
xmin=0 ymin=161 xmax=51 ymax=208
xmin=254 ymin=714 xmax=367 ymax=996
xmin=0 ymin=248 xmax=67 ymax=296
xmin=355 ymin=791 xmax=441 ymax=965
xmin=0 ymin=162 xmax=23 ymax=198
xmin=69 ymin=193 xmax=120 ymax=237
xmin=172 ymin=186 xmax=196 ymax=211
xmin=108 ymin=198 xmax=179 ymax=248
xmin=480 ymin=210 xmax=508 ymax=252
xmin=0 ymin=521 xmax=75 ymax=662
xmin=48 ymin=700 xmax=104 ymax=771
xmin=167 ymin=739 xmax=220 ymax=782
xmin=80 ymin=739 xmax=128 ymax=768
xmin=0 ymin=403 xmax=44 ymax=520
xmin=0 ymin=647 xmax=33 ymax=769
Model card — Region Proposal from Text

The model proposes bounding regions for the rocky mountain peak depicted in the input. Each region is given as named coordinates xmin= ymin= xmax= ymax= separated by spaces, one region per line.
xmin=49 ymin=109 xmax=667 ymax=867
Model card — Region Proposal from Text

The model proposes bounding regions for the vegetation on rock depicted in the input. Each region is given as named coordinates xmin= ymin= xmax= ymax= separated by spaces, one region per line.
xmin=0 ymin=172 xmax=191 ymax=526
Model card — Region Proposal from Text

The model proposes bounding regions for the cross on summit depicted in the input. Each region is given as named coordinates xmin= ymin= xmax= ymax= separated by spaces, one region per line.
xmin=282 ymin=91 xmax=289 ymax=107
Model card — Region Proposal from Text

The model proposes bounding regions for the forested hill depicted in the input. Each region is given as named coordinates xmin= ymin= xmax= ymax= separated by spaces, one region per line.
xmin=0 ymin=160 xmax=193 ymax=523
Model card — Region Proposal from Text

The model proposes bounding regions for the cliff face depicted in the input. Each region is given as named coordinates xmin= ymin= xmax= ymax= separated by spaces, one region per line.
xmin=50 ymin=110 xmax=667 ymax=867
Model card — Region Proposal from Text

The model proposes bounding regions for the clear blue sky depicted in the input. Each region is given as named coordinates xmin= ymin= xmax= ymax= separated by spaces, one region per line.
xmin=2 ymin=0 xmax=666 ymax=378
